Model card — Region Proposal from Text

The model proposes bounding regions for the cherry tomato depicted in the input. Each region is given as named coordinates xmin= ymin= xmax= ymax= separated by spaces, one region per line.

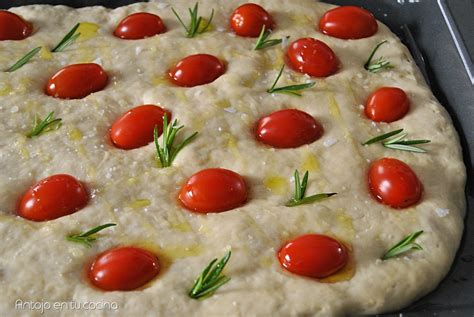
xmin=230 ymin=3 xmax=274 ymax=37
xmin=18 ymin=174 xmax=89 ymax=222
xmin=0 ymin=11 xmax=33 ymax=41
xmin=168 ymin=54 xmax=225 ymax=87
xmin=286 ymin=38 xmax=339 ymax=77
xmin=368 ymin=158 xmax=423 ymax=208
xmin=88 ymin=247 xmax=160 ymax=291
xmin=179 ymin=168 xmax=248 ymax=213
xmin=256 ymin=109 xmax=323 ymax=148
xmin=110 ymin=105 xmax=171 ymax=150
xmin=365 ymin=87 xmax=410 ymax=123
xmin=45 ymin=63 xmax=108 ymax=99
xmin=114 ymin=12 xmax=166 ymax=40
xmin=319 ymin=6 xmax=378 ymax=39
xmin=278 ymin=234 xmax=348 ymax=279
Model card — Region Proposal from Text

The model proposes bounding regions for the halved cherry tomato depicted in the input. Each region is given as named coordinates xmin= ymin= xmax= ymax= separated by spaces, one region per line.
xmin=18 ymin=174 xmax=89 ymax=221
xmin=168 ymin=54 xmax=225 ymax=87
xmin=114 ymin=12 xmax=166 ymax=40
xmin=88 ymin=247 xmax=160 ymax=291
xmin=45 ymin=63 xmax=108 ymax=99
xmin=319 ymin=6 xmax=378 ymax=39
xmin=278 ymin=234 xmax=348 ymax=279
xmin=0 ymin=11 xmax=33 ymax=41
xmin=365 ymin=87 xmax=410 ymax=123
xmin=230 ymin=3 xmax=274 ymax=37
xmin=110 ymin=105 xmax=171 ymax=150
xmin=179 ymin=168 xmax=248 ymax=213
xmin=368 ymin=158 xmax=423 ymax=208
xmin=256 ymin=109 xmax=323 ymax=148
xmin=286 ymin=38 xmax=339 ymax=77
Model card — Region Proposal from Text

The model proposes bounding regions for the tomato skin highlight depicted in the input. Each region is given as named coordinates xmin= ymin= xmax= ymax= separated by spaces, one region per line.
xmin=256 ymin=109 xmax=323 ymax=148
xmin=365 ymin=87 xmax=410 ymax=123
xmin=18 ymin=174 xmax=89 ymax=221
xmin=110 ymin=105 xmax=171 ymax=150
xmin=0 ymin=11 xmax=33 ymax=41
xmin=114 ymin=12 xmax=166 ymax=39
xmin=88 ymin=247 xmax=160 ymax=291
xmin=286 ymin=38 xmax=339 ymax=77
xmin=278 ymin=234 xmax=348 ymax=279
xmin=368 ymin=158 xmax=423 ymax=209
xmin=45 ymin=63 xmax=108 ymax=99
xmin=319 ymin=6 xmax=378 ymax=39
xmin=168 ymin=54 xmax=225 ymax=87
xmin=230 ymin=3 xmax=274 ymax=37
xmin=179 ymin=168 xmax=248 ymax=213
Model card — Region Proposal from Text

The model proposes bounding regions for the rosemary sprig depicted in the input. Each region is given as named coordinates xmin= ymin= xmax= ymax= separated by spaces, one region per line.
xmin=51 ymin=23 xmax=81 ymax=53
xmin=26 ymin=111 xmax=62 ymax=138
xmin=6 ymin=46 xmax=42 ymax=72
xmin=364 ymin=40 xmax=393 ymax=73
xmin=286 ymin=170 xmax=336 ymax=207
xmin=66 ymin=223 xmax=116 ymax=247
xmin=381 ymin=230 xmax=424 ymax=260
xmin=267 ymin=65 xmax=315 ymax=96
xmin=362 ymin=129 xmax=431 ymax=153
xmin=189 ymin=250 xmax=231 ymax=299
xmin=172 ymin=2 xmax=214 ymax=38
xmin=154 ymin=116 xmax=198 ymax=168
xmin=254 ymin=25 xmax=287 ymax=50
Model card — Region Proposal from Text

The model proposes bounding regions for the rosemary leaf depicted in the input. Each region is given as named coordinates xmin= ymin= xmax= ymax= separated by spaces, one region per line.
xmin=382 ymin=230 xmax=424 ymax=260
xmin=364 ymin=40 xmax=393 ymax=73
xmin=254 ymin=25 xmax=287 ymax=50
xmin=6 ymin=46 xmax=42 ymax=72
xmin=189 ymin=250 xmax=231 ymax=299
xmin=172 ymin=2 xmax=214 ymax=38
xmin=66 ymin=223 xmax=116 ymax=247
xmin=154 ymin=115 xmax=198 ymax=168
xmin=51 ymin=23 xmax=81 ymax=52
xmin=26 ymin=111 xmax=62 ymax=138
xmin=362 ymin=129 xmax=404 ymax=145
xmin=267 ymin=65 xmax=315 ymax=96
xmin=363 ymin=129 xmax=431 ymax=153
xmin=286 ymin=170 xmax=336 ymax=207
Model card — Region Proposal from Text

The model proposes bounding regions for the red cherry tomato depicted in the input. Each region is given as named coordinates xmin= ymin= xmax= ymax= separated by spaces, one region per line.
xmin=319 ymin=6 xmax=378 ymax=39
xmin=114 ymin=12 xmax=166 ymax=40
xmin=110 ymin=105 xmax=171 ymax=150
xmin=88 ymin=247 xmax=160 ymax=291
xmin=278 ymin=234 xmax=348 ymax=279
xmin=179 ymin=168 xmax=248 ymax=213
xmin=230 ymin=3 xmax=274 ymax=37
xmin=365 ymin=87 xmax=410 ymax=123
xmin=368 ymin=158 xmax=423 ymax=208
xmin=18 ymin=174 xmax=89 ymax=221
xmin=45 ymin=63 xmax=108 ymax=99
xmin=256 ymin=109 xmax=323 ymax=148
xmin=286 ymin=38 xmax=339 ymax=77
xmin=168 ymin=54 xmax=225 ymax=87
xmin=0 ymin=11 xmax=33 ymax=41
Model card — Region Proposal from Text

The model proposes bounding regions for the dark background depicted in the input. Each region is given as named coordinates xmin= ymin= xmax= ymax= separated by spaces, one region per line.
xmin=2 ymin=0 xmax=473 ymax=316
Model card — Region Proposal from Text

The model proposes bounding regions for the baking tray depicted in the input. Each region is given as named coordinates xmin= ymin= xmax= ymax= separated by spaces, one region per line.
xmin=2 ymin=1 xmax=473 ymax=316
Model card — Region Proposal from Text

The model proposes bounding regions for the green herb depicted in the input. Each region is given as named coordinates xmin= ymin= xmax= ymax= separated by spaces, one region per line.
xmin=364 ymin=40 xmax=393 ymax=72
xmin=26 ymin=111 xmax=62 ymax=138
xmin=381 ymin=230 xmax=424 ymax=260
xmin=254 ymin=25 xmax=287 ymax=50
xmin=172 ymin=2 xmax=214 ymax=38
xmin=189 ymin=250 xmax=231 ymax=299
xmin=51 ymin=23 xmax=81 ymax=52
xmin=267 ymin=65 xmax=315 ymax=96
xmin=362 ymin=129 xmax=431 ymax=153
xmin=154 ymin=116 xmax=198 ymax=168
xmin=6 ymin=46 xmax=42 ymax=72
xmin=286 ymin=170 xmax=336 ymax=207
xmin=66 ymin=223 xmax=116 ymax=247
